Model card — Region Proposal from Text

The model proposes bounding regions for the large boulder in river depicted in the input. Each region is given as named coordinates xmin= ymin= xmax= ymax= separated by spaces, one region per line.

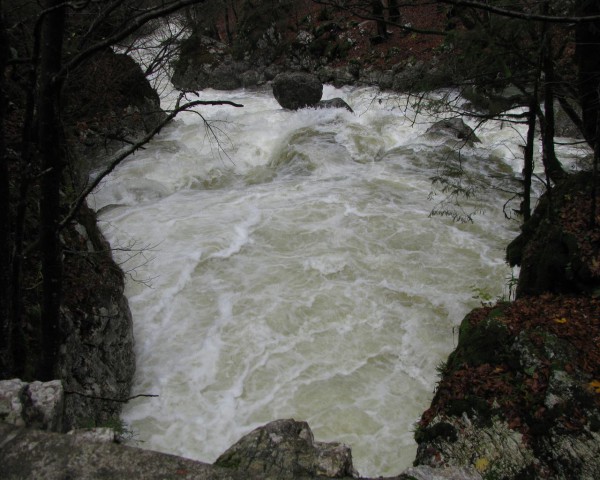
xmin=215 ymin=419 xmax=356 ymax=478
xmin=272 ymin=72 xmax=323 ymax=110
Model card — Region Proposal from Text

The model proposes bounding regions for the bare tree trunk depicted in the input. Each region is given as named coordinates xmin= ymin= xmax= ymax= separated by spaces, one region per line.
xmin=224 ymin=0 xmax=233 ymax=44
xmin=388 ymin=0 xmax=401 ymax=24
xmin=0 ymin=1 xmax=12 ymax=378
xmin=540 ymin=12 xmax=566 ymax=184
xmin=38 ymin=0 xmax=66 ymax=381
xmin=522 ymin=89 xmax=538 ymax=222
xmin=371 ymin=1 xmax=387 ymax=40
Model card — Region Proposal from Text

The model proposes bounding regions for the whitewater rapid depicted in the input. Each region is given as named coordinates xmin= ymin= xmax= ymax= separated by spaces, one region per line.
xmin=91 ymin=85 xmax=527 ymax=476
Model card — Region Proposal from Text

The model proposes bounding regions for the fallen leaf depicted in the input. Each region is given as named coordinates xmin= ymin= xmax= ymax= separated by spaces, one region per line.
xmin=588 ymin=380 xmax=600 ymax=394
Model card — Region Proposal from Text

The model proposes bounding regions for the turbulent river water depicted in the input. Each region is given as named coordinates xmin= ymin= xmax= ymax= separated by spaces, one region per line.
xmin=91 ymin=84 xmax=532 ymax=476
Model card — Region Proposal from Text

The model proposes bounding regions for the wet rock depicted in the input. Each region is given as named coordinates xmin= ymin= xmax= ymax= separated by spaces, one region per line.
xmin=215 ymin=418 xmax=356 ymax=478
xmin=272 ymin=73 xmax=323 ymax=110
xmin=425 ymin=118 xmax=480 ymax=145
xmin=316 ymin=98 xmax=354 ymax=112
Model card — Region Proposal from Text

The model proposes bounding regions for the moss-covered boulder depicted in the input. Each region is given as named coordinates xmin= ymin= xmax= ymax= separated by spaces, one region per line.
xmin=415 ymin=296 xmax=600 ymax=479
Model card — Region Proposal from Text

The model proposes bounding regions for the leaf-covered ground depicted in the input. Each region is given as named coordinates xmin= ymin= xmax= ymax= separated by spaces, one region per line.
xmin=420 ymin=293 xmax=600 ymax=440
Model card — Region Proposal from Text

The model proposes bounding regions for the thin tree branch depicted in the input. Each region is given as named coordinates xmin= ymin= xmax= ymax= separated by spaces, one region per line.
xmin=437 ymin=0 xmax=600 ymax=24
xmin=65 ymin=390 xmax=159 ymax=403
xmin=58 ymin=0 xmax=207 ymax=81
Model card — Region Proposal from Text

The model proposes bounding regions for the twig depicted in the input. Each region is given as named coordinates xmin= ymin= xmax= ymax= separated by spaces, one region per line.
xmin=64 ymin=390 xmax=159 ymax=403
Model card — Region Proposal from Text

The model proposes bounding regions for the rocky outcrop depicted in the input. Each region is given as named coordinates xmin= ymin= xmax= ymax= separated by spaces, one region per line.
xmin=414 ymin=295 xmax=600 ymax=479
xmin=58 ymin=204 xmax=135 ymax=431
xmin=0 ymin=422 xmax=244 ymax=480
xmin=272 ymin=72 xmax=323 ymax=110
xmin=0 ymin=414 xmax=485 ymax=480
xmin=215 ymin=419 xmax=356 ymax=479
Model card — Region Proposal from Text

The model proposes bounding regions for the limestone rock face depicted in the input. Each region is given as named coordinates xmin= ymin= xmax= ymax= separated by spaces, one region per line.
xmin=58 ymin=204 xmax=135 ymax=430
xmin=215 ymin=419 xmax=356 ymax=478
xmin=272 ymin=73 xmax=323 ymax=110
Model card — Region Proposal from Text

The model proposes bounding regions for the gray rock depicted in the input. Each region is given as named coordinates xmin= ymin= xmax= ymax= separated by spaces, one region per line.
xmin=22 ymin=380 xmax=64 ymax=431
xmin=215 ymin=419 xmax=356 ymax=478
xmin=0 ymin=379 xmax=27 ymax=427
xmin=67 ymin=426 xmax=117 ymax=443
xmin=316 ymin=98 xmax=353 ymax=113
xmin=57 ymin=204 xmax=135 ymax=431
xmin=0 ymin=422 xmax=247 ymax=480
xmin=272 ymin=72 xmax=323 ymax=110
xmin=425 ymin=118 xmax=480 ymax=145
xmin=241 ymin=69 xmax=261 ymax=88
xmin=0 ymin=379 xmax=64 ymax=431
xmin=210 ymin=62 xmax=245 ymax=90
xmin=403 ymin=465 xmax=482 ymax=480
xmin=296 ymin=30 xmax=315 ymax=46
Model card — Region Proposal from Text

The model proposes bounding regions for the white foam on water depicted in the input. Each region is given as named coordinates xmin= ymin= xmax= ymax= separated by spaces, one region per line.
xmin=91 ymin=85 xmax=535 ymax=476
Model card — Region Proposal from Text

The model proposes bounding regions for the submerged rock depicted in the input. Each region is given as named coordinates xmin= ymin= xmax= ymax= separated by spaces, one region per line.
xmin=272 ymin=72 xmax=323 ymax=110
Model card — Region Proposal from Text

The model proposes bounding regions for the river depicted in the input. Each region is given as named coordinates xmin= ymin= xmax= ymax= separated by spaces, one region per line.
xmin=91 ymin=84 xmax=524 ymax=476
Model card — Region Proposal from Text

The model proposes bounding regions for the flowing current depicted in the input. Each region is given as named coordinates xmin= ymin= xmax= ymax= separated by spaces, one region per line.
xmin=91 ymin=85 xmax=525 ymax=476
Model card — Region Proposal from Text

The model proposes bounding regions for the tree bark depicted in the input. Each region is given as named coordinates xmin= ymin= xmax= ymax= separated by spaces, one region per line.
xmin=540 ymin=11 xmax=566 ymax=184
xmin=576 ymin=0 xmax=600 ymax=149
xmin=371 ymin=1 xmax=387 ymax=39
xmin=0 ymin=1 xmax=12 ymax=378
xmin=522 ymin=90 xmax=538 ymax=222
xmin=388 ymin=0 xmax=401 ymax=24
xmin=37 ymin=0 xmax=66 ymax=381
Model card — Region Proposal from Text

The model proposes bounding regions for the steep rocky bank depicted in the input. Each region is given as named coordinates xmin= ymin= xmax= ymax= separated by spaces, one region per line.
xmin=414 ymin=174 xmax=600 ymax=479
